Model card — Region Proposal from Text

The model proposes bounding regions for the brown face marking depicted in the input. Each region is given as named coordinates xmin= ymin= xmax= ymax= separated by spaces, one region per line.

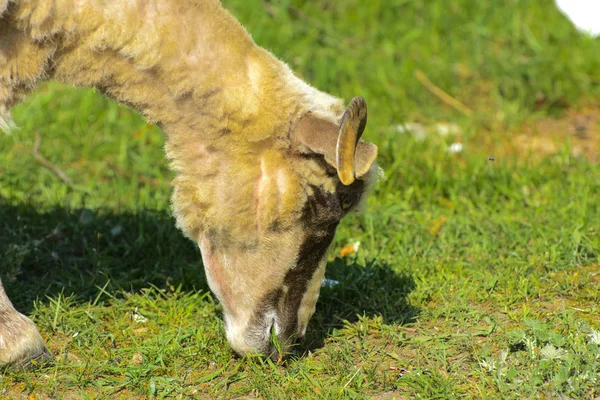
xmin=276 ymin=230 xmax=336 ymax=340
xmin=245 ymin=179 xmax=367 ymax=353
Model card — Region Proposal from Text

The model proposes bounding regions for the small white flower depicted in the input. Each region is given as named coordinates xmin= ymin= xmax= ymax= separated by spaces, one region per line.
xmin=447 ymin=143 xmax=463 ymax=153
xmin=435 ymin=123 xmax=461 ymax=137
xmin=396 ymin=122 xmax=427 ymax=141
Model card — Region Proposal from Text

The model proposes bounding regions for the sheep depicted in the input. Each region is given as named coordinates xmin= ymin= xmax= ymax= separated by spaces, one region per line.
xmin=0 ymin=0 xmax=379 ymax=364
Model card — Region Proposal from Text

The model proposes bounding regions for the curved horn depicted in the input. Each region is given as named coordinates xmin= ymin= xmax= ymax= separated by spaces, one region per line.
xmin=336 ymin=96 xmax=368 ymax=185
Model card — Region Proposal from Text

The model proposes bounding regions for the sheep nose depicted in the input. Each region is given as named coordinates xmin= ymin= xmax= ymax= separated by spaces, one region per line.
xmin=295 ymin=333 xmax=305 ymax=343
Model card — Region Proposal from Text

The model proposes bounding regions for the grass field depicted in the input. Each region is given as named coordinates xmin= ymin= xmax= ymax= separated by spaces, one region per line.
xmin=1 ymin=0 xmax=600 ymax=398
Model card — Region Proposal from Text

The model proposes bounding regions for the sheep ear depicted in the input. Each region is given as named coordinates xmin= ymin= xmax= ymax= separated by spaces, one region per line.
xmin=292 ymin=111 xmax=377 ymax=183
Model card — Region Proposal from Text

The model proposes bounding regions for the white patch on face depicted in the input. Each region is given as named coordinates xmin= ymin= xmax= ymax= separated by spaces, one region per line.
xmin=224 ymin=313 xmax=253 ymax=356
xmin=198 ymin=239 xmax=251 ymax=353
xmin=266 ymin=310 xmax=279 ymax=336
xmin=254 ymin=154 xmax=295 ymax=229
xmin=275 ymin=168 xmax=288 ymax=197
xmin=197 ymin=231 xmax=301 ymax=356
xmin=225 ymin=306 xmax=278 ymax=356
xmin=256 ymin=157 xmax=269 ymax=219
xmin=296 ymin=256 xmax=328 ymax=337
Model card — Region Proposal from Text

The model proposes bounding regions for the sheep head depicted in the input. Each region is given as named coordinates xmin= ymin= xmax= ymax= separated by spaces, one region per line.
xmin=172 ymin=97 xmax=378 ymax=358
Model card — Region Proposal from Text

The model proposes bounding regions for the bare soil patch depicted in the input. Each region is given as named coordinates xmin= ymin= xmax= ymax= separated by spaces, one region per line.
xmin=499 ymin=108 xmax=600 ymax=162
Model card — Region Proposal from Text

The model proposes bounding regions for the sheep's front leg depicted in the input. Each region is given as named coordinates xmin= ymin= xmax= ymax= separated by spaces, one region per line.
xmin=0 ymin=279 xmax=51 ymax=368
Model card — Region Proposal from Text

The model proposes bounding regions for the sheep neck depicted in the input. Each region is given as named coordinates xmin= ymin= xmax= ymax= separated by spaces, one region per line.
xmin=6 ymin=0 xmax=298 ymax=144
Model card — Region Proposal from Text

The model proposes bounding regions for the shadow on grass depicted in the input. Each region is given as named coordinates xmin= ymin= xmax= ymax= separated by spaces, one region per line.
xmin=1 ymin=201 xmax=417 ymax=355
xmin=0 ymin=201 xmax=208 ymax=313
xmin=300 ymin=257 xmax=418 ymax=354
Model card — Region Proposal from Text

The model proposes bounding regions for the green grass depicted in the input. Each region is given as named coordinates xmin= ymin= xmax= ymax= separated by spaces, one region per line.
xmin=1 ymin=0 xmax=600 ymax=398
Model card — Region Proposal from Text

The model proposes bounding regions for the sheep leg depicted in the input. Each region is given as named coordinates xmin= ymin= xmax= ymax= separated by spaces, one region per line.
xmin=0 ymin=24 xmax=54 ymax=366
xmin=0 ymin=278 xmax=51 ymax=368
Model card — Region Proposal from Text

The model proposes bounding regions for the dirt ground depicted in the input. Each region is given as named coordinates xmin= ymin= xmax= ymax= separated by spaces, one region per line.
xmin=509 ymin=108 xmax=600 ymax=162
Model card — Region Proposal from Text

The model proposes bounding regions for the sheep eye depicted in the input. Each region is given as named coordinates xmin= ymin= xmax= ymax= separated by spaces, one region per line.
xmin=340 ymin=196 xmax=353 ymax=211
